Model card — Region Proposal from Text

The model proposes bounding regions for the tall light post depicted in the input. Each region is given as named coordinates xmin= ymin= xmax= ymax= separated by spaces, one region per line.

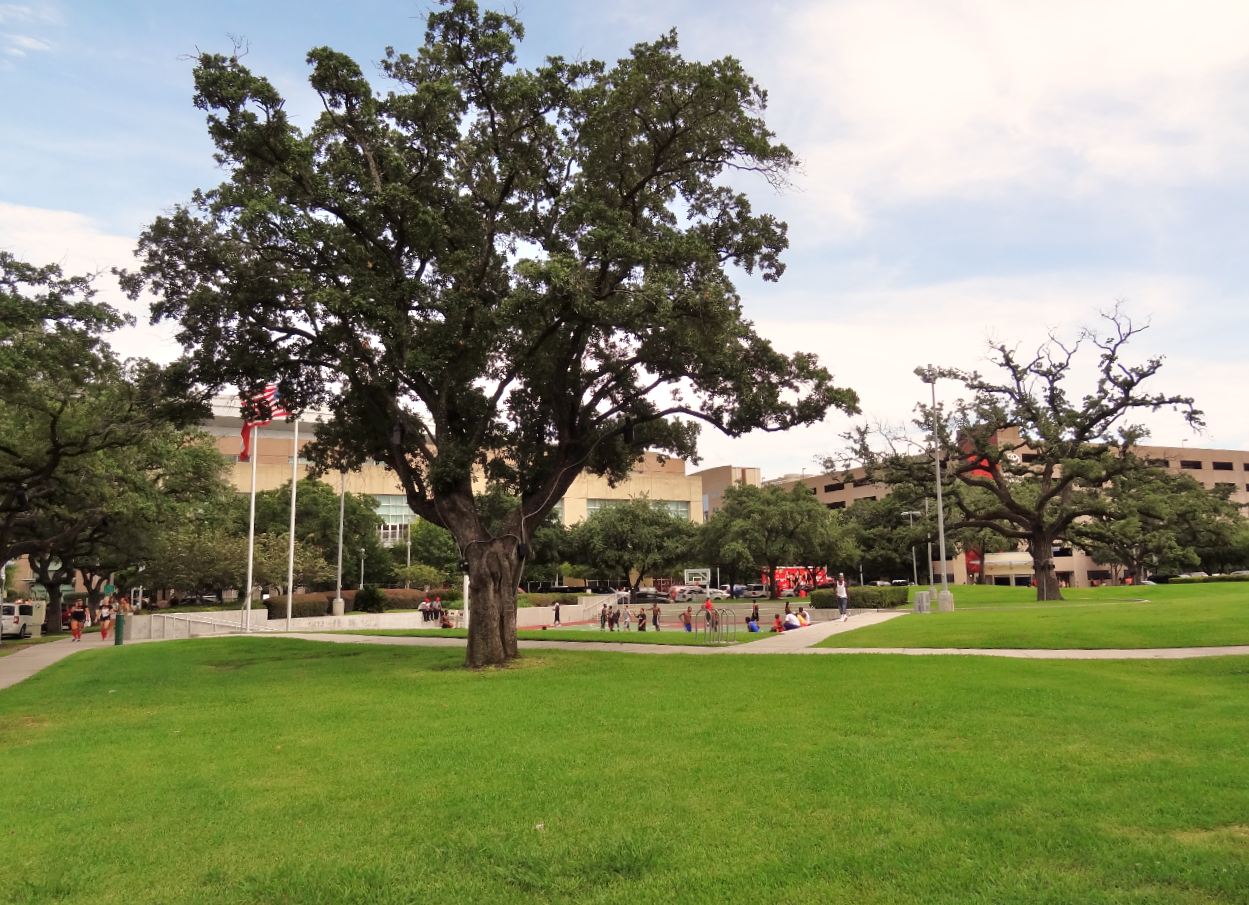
xmin=901 ymin=510 xmax=921 ymax=586
xmin=919 ymin=366 xmax=954 ymax=611
xmin=359 ymin=548 xmax=365 ymax=589
xmin=332 ymin=471 xmax=346 ymax=616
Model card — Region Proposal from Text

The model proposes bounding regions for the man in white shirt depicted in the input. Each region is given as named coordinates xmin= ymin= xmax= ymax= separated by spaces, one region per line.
xmin=835 ymin=574 xmax=849 ymax=622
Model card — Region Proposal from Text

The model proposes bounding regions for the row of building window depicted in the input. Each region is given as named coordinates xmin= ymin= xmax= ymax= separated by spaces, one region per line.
xmin=586 ymin=498 xmax=691 ymax=520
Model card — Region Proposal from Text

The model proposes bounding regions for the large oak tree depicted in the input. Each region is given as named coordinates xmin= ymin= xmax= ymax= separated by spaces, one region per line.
xmin=848 ymin=311 xmax=1200 ymax=600
xmin=123 ymin=1 xmax=857 ymax=665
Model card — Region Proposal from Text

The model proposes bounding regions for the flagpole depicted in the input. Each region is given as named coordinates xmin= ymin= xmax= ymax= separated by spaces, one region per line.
xmin=243 ymin=423 xmax=259 ymax=632
xmin=285 ymin=419 xmax=299 ymax=632
xmin=333 ymin=470 xmax=346 ymax=616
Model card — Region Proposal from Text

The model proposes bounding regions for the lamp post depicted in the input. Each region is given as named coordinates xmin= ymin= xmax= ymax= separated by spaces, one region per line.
xmin=901 ymin=510 xmax=921 ymax=586
xmin=919 ymin=366 xmax=953 ymax=611
xmin=332 ymin=471 xmax=345 ymax=616
xmin=359 ymin=548 xmax=365 ymax=589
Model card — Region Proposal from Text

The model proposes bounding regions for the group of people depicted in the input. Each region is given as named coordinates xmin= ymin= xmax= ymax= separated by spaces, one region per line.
xmin=65 ymin=592 xmax=130 ymax=642
xmin=598 ymin=601 xmax=663 ymax=632
xmin=419 ymin=596 xmax=454 ymax=628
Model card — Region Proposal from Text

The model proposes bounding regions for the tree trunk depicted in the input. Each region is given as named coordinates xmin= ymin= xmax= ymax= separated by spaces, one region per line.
xmin=1029 ymin=535 xmax=1064 ymax=601
xmin=767 ymin=563 xmax=778 ymax=599
xmin=44 ymin=597 xmax=64 ymax=635
xmin=464 ymin=537 xmax=522 ymax=668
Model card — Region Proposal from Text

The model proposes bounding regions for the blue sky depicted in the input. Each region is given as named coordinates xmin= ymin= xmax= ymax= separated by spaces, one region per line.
xmin=3 ymin=0 xmax=1247 ymax=477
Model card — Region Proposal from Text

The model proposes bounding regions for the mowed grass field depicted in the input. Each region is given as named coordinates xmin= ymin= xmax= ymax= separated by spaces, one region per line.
xmin=3 ymin=638 xmax=1249 ymax=904
xmin=826 ymin=583 xmax=1249 ymax=649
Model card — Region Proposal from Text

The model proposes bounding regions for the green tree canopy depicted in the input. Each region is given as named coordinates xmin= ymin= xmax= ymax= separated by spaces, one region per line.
xmin=122 ymin=1 xmax=857 ymax=665
xmin=705 ymin=484 xmax=856 ymax=597
xmin=1073 ymin=465 xmax=1241 ymax=583
xmin=568 ymin=498 xmax=695 ymax=590
xmin=0 ymin=252 xmax=193 ymax=564
xmin=249 ymin=477 xmax=391 ymax=589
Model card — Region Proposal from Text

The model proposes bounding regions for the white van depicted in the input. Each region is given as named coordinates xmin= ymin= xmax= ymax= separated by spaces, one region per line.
xmin=1 ymin=601 xmax=44 ymax=639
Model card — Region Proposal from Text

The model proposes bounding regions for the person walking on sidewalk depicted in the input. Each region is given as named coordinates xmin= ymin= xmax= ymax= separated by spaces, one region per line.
xmin=835 ymin=573 xmax=849 ymax=622
xmin=97 ymin=597 xmax=114 ymax=642
xmin=553 ymin=599 xmax=561 ymax=626
xmin=68 ymin=599 xmax=88 ymax=642
xmin=651 ymin=602 xmax=661 ymax=632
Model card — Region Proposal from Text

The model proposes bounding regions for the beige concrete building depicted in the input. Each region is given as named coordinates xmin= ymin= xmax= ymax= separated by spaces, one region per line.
xmin=765 ymin=432 xmax=1249 ymax=588
xmin=204 ymin=399 xmax=751 ymax=541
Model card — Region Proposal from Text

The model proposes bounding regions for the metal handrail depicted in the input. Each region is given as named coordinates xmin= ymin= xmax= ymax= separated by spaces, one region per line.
xmin=151 ymin=612 xmax=285 ymax=635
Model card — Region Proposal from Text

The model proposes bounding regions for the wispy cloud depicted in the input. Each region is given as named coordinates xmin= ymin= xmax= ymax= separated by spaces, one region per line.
xmin=3 ymin=32 xmax=50 ymax=55
xmin=0 ymin=3 xmax=60 ymax=25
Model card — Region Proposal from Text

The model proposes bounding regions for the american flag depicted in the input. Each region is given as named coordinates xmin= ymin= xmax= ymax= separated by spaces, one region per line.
xmin=239 ymin=384 xmax=289 ymax=461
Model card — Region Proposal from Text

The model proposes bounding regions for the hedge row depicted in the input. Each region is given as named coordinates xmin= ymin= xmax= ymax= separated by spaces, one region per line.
xmin=809 ymin=586 xmax=909 ymax=609
xmin=1169 ymin=574 xmax=1249 ymax=584
xmin=264 ymin=586 xmax=464 ymax=619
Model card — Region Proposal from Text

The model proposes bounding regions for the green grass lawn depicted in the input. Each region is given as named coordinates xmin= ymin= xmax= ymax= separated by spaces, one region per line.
xmin=3 ymin=638 xmax=1249 ymax=903
xmin=828 ymin=583 xmax=1249 ymax=649
xmin=326 ymin=627 xmax=768 ymax=646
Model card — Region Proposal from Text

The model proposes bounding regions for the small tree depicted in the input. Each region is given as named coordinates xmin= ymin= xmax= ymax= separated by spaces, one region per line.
xmin=568 ymin=498 xmax=695 ymax=592
xmin=1074 ymin=466 xmax=1240 ymax=583
xmin=707 ymin=484 xmax=855 ymax=597
xmin=846 ymin=310 xmax=1201 ymax=600
xmin=124 ymin=1 xmax=858 ymax=665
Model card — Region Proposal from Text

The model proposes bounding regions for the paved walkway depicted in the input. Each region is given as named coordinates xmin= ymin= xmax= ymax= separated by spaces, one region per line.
xmin=0 ymin=635 xmax=117 ymax=690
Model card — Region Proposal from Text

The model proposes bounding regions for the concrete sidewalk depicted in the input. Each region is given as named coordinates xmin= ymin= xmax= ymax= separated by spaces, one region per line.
xmin=730 ymin=612 xmax=906 ymax=653
xmin=0 ymin=635 xmax=114 ymax=690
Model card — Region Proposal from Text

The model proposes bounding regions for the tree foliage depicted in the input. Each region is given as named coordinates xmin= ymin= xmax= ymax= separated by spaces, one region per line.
xmin=0 ymin=252 xmax=194 ymax=564
xmin=1073 ymin=466 xmax=1241 ymax=583
xmin=704 ymin=484 xmax=856 ymax=596
xmin=847 ymin=311 xmax=1200 ymax=600
xmin=122 ymin=1 xmax=857 ymax=665
xmin=567 ymin=498 xmax=695 ymax=590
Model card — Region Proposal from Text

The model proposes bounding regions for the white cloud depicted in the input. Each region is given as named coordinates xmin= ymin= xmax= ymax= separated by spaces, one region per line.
xmin=2 ymin=32 xmax=49 ymax=54
xmin=0 ymin=202 xmax=180 ymax=364
xmin=753 ymin=0 xmax=1249 ymax=231
xmin=695 ymin=271 xmax=1245 ymax=476
xmin=0 ymin=4 xmax=60 ymax=25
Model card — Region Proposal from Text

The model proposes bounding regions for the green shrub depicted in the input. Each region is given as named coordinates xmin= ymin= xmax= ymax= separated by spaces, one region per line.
xmin=265 ymin=595 xmax=332 ymax=619
xmin=520 ymin=592 xmax=581 ymax=608
xmin=354 ymin=585 xmax=388 ymax=613
xmin=810 ymin=586 xmax=908 ymax=609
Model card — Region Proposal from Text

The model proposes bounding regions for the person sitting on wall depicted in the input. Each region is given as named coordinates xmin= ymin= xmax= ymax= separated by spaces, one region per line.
xmin=440 ymin=610 xmax=454 ymax=629
xmin=783 ymin=611 xmax=802 ymax=631
xmin=771 ymin=614 xmax=784 ymax=633
xmin=797 ymin=607 xmax=810 ymax=627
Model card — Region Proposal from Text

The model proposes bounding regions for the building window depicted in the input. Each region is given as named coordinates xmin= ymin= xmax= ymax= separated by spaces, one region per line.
xmin=824 ymin=482 xmax=844 ymax=492
xmin=1179 ymin=460 xmax=1202 ymax=470
xmin=1244 ymin=463 xmax=1249 ymax=471
xmin=852 ymin=477 xmax=872 ymax=487
xmin=1146 ymin=458 xmax=1168 ymax=468
xmin=1213 ymin=461 xmax=1233 ymax=471
xmin=827 ymin=501 xmax=846 ymax=510
xmin=374 ymin=494 xmax=416 ymax=525
xmin=808 ymin=486 xmax=818 ymax=494
xmin=861 ymin=495 xmax=877 ymax=502
xmin=587 ymin=498 xmax=690 ymax=520
xmin=1053 ymin=548 xmax=1073 ymax=558
xmin=1021 ymin=453 xmax=1039 ymax=463
xmin=1087 ymin=569 xmax=1112 ymax=581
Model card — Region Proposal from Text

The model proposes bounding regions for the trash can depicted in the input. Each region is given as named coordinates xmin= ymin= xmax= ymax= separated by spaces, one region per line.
xmin=114 ymin=613 xmax=125 ymax=646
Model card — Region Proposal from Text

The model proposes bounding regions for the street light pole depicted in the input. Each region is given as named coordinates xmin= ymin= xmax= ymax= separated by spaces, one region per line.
xmin=901 ymin=510 xmax=921 ymax=586
xmin=359 ymin=548 xmax=365 ymax=589
xmin=921 ymin=366 xmax=954 ymax=611
xmin=333 ymin=471 xmax=345 ymax=616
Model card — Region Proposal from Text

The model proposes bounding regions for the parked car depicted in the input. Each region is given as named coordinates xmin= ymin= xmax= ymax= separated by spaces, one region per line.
xmin=673 ymin=586 xmax=729 ymax=602
xmin=742 ymin=584 xmax=769 ymax=599
xmin=2 ymin=601 xmax=43 ymax=639
xmin=628 ymin=589 xmax=669 ymax=604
